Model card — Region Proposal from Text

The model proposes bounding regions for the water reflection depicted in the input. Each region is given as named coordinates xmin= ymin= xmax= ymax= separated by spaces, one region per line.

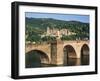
xmin=25 ymin=50 xmax=49 ymax=68
xmin=64 ymin=58 xmax=79 ymax=66
xmin=81 ymin=55 xmax=89 ymax=65
xmin=26 ymin=54 xmax=89 ymax=68
xmin=64 ymin=55 xmax=89 ymax=66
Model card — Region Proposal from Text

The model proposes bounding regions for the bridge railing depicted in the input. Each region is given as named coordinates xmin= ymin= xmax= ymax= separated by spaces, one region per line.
xmin=25 ymin=41 xmax=51 ymax=48
xmin=63 ymin=40 xmax=89 ymax=43
xmin=25 ymin=40 xmax=89 ymax=46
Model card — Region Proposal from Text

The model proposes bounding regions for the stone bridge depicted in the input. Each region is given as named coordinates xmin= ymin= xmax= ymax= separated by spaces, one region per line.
xmin=25 ymin=40 xmax=89 ymax=65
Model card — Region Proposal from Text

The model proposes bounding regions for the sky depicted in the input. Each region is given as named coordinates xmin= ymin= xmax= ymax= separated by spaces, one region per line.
xmin=25 ymin=12 xmax=89 ymax=23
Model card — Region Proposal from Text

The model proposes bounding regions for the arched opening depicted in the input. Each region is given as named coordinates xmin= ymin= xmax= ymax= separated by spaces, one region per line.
xmin=25 ymin=50 xmax=49 ymax=68
xmin=63 ymin=45 xmax=77 ymax=66
xmin=81 ymin=44 xmax=89 ymax=65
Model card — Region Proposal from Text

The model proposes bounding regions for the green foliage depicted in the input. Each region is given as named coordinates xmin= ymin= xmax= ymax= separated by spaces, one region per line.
xmin=26 ymin=34 xmax=41 ymax=42
xmin=41 ymin=36 xmax=56 ymax=42
xmin=61 ymin=35 xmax=77 ymax=40
xmin=25 ymin=17 xmax=89 ymax=42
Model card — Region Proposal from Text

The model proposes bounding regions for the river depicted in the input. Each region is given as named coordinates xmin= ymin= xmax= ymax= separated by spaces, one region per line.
xmin=26 ymin=55 xmax=89 ymax=68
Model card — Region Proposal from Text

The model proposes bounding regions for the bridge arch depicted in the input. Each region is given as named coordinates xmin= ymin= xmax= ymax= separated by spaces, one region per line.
xmin=63 ymin=45 xmax=77 ymax=66
xmin=80 ymin=44 xmax=89 ymax=65
xmin=81 ymin=44 xmax=89 ymax=55
xmin=25 ymin=49 xmax=50 ymax=68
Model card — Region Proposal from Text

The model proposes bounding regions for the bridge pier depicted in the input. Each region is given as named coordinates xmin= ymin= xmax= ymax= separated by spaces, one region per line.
xmin=51 ymin=39 xmax=64 ymax=65
xmin=76 ymin=50 xmax=81 ymax=58
xmin=56 ymin=40 xmax=64 ymax=65
xmin=74 ymin=43 xmax=82 ymax=59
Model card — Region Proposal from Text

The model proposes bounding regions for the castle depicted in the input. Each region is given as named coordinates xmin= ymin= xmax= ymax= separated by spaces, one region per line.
xmin=46 ymin=27 xmax=76 ymax=38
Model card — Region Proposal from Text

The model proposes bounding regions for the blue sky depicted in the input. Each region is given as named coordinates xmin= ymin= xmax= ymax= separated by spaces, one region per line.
xmin=25 ymin=12 xmax=89 ymax=23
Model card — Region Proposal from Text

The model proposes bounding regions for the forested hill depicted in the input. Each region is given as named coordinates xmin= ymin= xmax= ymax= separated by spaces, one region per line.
xmin=25 ymin=17 xmax=89 ymax=41
xmin=26 ymin=17 xmax=89 ymax=33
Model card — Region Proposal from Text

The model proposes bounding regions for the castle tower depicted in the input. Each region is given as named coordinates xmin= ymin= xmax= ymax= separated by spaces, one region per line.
xmin=57 ymin=30 xmax=61 ymax=39
xmin=47 ymin=27 xmax=50 ymax=35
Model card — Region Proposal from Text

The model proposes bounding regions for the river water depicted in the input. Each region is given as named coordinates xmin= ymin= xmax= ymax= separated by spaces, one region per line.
xmin=26 ymin=55 xmax=89 ymax=68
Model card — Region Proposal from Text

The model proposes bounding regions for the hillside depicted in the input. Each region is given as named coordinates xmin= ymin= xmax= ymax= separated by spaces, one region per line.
xmin=25 ymin=17 xmax=89 ymax=42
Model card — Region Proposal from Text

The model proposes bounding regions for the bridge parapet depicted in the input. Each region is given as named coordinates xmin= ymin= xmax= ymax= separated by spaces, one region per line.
xmin=63 ymin=40 xmax=89 ymax=43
